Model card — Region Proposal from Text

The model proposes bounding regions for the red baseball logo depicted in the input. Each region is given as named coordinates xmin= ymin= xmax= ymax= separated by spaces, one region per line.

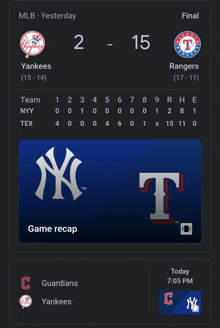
xmin=19 ymin=295 xmax=32 ymax=309
xmin=20 ymin=31 xmax=45 ymax=58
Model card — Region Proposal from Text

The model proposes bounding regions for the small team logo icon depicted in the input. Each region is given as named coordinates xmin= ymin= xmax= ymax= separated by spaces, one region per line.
xmin=21 ymin=277 xmax=31 ymax=290
xmin=174 ymin=31 xmax=201 ymax=58
xmin=187 ymin=297 xmax=199 ymax=312
xmin=19 ymin=295 xmax=32 ymax=309
xmin=164 ymin=292 xmax=173 ymax=305
xmin=20 ymin=31 xmax=45 ymax=58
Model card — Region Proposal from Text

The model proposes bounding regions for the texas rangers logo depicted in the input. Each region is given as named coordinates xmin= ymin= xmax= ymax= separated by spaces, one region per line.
xmin=20 ymin=31 xmax=45 ymax=58
xmin=139 ymin=173 xmax=184 ymax=224
xmin=174 ymin=31 xmax=201 ymax=58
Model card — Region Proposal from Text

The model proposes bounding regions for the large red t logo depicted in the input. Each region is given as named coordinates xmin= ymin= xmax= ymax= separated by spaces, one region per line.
xmin=183 ymin=39 xmax=192 ymax=50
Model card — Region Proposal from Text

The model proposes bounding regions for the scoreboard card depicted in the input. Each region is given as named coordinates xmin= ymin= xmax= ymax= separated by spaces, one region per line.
xmin=10 ymin=1 xmax=210 ymax=251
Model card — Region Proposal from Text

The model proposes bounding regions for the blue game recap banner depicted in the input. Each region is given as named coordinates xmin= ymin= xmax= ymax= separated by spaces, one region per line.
xmin=19 ymin=140 xmax=201 ymax=243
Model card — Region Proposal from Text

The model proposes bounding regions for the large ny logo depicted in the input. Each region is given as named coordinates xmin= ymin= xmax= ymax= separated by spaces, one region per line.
xmin=35 ymin=147 xmax=82 ymax=200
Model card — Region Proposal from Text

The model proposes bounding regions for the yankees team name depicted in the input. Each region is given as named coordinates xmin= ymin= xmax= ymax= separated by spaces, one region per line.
xmin=21 ymin=63 xmax=51 ymax=69
xmin=42 ymin=298 xmax=72 ymax=305
xmin=171 ymin=268 xmax=190 ymax=276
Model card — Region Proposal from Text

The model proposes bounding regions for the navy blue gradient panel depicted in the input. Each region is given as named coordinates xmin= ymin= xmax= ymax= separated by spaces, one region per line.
xmin=159 ymin=291 xmax=202 ymax=315
xmin=19 ymin=140 xmax=201 ymax=243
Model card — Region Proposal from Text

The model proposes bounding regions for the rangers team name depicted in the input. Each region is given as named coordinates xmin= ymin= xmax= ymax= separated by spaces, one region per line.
xmin=169 ymin=63 xmax=199 ymax=71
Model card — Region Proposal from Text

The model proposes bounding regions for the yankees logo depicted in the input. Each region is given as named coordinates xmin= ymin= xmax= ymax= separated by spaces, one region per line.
xmin=20 ymin=31 xmax=45 ymax=58
xmin=139 ymin=173 xmax=184 ymax=224
xmin=19 ymin=295 xmax=32 ymax=309
xmin=186 ymin=297 xmax=199 ymax=312
xmin=35 ymin=147 xmax=82 ymax=200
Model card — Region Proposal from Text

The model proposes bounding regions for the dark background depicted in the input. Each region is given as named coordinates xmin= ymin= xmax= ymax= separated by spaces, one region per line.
xmin=1 ymin=0 xmax=220 ymax=327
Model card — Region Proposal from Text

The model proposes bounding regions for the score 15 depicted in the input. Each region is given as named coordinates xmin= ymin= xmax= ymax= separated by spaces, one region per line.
xmin=132 ymin=35 xmax=150 ymax=50
xmin=73 ymin=34 xmax=150 ymax=50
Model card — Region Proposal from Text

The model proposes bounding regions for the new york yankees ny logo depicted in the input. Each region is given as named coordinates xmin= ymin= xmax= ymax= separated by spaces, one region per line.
xmin=186 ymin=297 xmax=199 ymax=312
xmin=139 ymin=173 xmax=184 ymax=224
xmin=35 ymin=147 xmax=82 ymax=200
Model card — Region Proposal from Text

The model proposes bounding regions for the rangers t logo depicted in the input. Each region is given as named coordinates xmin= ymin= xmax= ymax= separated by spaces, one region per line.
xmin=139 ymin=173 xmax=184 ymax=224
xmin=174 ymin=31 xmax=201 ymax=58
